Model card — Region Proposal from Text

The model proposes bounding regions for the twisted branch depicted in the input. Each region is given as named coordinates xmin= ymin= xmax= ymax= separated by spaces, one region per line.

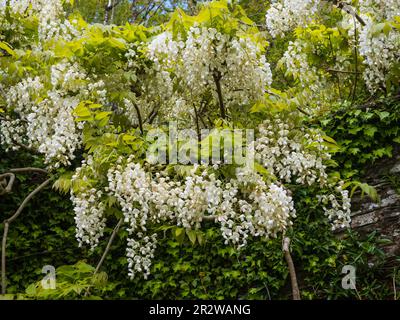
xmin=1 ymin=177 xmax=51 ymax=295
xmin=0 ymin=173 xmax=15 ymax=195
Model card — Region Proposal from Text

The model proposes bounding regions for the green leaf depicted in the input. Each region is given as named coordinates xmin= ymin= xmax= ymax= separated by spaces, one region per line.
xmin=76 ymin=261 xmax=95 ymax=273
xmin=364 ymin=126 xmax=377 ymax=137
xmin=350 ymin=182 xmax=379 ymax=202
xmin=383 ymin=22 xmax=392 ymax=36
xmin=122 ymin=134 xmax=137 ymax=144
xmin=197 ymin=231 xmax=205 ymax=246
xmin=98 ymin=116 xmax=109 ymax=127
xmin=186 ymin=229 xmax=197 ymax=245
xmin=0 ymin=42 xmax=16 ymax=57
xmin=74 ymin=104 xmax=91 ymax=118
xmin=25 ymin=284 xmax=37 ymax=296
xmin=107 ymin=38 xmax=127 ymax=50
xmin=175 ymin=227 xmax=184 ymax=237
xmin=250 ymin=100 xmax=267 ymax=113
xmin=53 ymin=172 xmax=73 ymax=194
xmin=377 ymin=111 xmax=390 ymax=120
xmin=174 ymin=227 xmax=185 ymax=244
xmin=322 ymin=135 xmax=337 ymax=145
xmin=95 ymin=111 xmax=112 ymax=121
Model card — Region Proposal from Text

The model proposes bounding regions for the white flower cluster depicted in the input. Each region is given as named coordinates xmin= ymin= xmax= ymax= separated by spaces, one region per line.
xmin=126 ymin=233 xmax=157 ymax=279
xmin=266 ymin=0 xmax=400 ymax=93
xmin=0 ymin=117 xmax=26 ymax=149
xmin=50 ymin=61 xmax=86 ymax=91
xmin=0 ymin=61 xmax=108 ymax=168
xmin=266 ymin=0 xmax=320 ymax=38
xmin=106 ymin=158 xmax=224 ymax=277
xmin=358 ymin=0 xmax=399 ymax=20
xmin=318 ymin=182 xmax=352 ymax=230
xmin=0 ymin=0 xmax=58 ymax=16
xmin=27 ymin=93 xmax=83 ymax=167
xmin=146 ymin=27 xmax=272 ymax=119
xmin=341 ymin=1 xmax=400 ymax=92
xmin=103 ymin=155 xmax=298 ymax=277
xmin=0 ymin=0 xmax=80 ymax=42
xmin=71 ymin=157 xmax=107 ymax=249
xmin=106 ymin=159 xmax=222 ymax=234
xmin=255 ymin=117 xmax=329 ymax=186
xmin=219 ymin=167 xmax=296 ymax=248
xmin=1 ymin=76 xmax=41 ymax=150
xmin=359 ymin=21 xmax=399 ymax=92
xmin=72 ymin=188 xmax=106 ymax=249
xmin=125 ymin=38 xmax=178 ymax=123
xmin=2 ymin=79 xmax=78 ymax=167
xmin=254 ymin=117 xmax=351 ymax=229
xmin=280 ymin=39 xmax=322 ymax=90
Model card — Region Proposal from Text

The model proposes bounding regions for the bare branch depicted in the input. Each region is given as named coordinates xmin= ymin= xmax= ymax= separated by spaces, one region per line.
xmin=104 ymin=0 xmax=122 ymax=24
xmin=85 ymin=218 xmax=123 ymax=297
xmin=327 ymin=68 xmax=361 ymax=74
xmin=213 ymin=70 xmax=226 ymax=119
xmin=144 ymin=104 xmax=160 ymax=124
xmin=94 ymin=218 xmax=124 ymax=275
xmin=133 ymin=103 xmax=144 ymax=135
xmin=0 ymin=173 xmax=15 ymax=195
xmin=8 ymin=168 xmax=48 ymax=175
xmin=296 ymin=106 xmax=311 ymax=116
xmin=1 ymin=177 xmax=51 ymax=294
xmin=333 ymin=1 xmax=366 ymax=26
xmin=193 ymin=104 xmax=202 ymax=142
xmin=144 ymin=1 xmax=164 ymax=26
xmin=350 ymin=16 xmax=359 ymax=105
xmin=282 ymin=236 xmax=301 ymax=300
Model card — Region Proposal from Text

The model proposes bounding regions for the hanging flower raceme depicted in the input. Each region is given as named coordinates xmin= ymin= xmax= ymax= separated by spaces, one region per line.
xmin=266 ymin=0 xmax=321 ymax=38
xmin=0 ymin=60 xmax=109 ymax=168
xmin=146 ymin=26 xmax=272 ymax=119
xmin=266 ymin=0 xmax=400 ymax=93
xmin=103 ymin=156 xmax=298 ymax=278
xmin=71 ymin=156 xmax=107 ymax=249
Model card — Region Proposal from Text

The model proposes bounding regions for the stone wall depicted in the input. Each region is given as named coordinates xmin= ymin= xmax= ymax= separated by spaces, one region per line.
xmin=350 ymin=148 xmax=400 ymax=258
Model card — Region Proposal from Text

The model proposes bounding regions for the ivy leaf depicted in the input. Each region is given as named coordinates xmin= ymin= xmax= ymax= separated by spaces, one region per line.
xmin=364 ymin=126 xmax=378 ymax=137
xmin=377 ymin=111 xmax=390 ymax=120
